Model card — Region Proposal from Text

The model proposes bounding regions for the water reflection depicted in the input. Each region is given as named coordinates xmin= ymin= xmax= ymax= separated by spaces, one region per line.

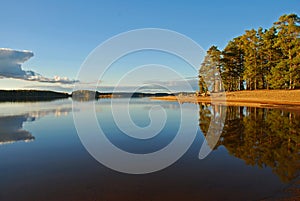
xmin=0 ymin=107 xmax=73 ymax=145
xmin=0 ymin=115 xmax=35 ymax=144
xmin=199 ymin=104 xmax=300 ymax=182
xmin=1 ymin=99 xmax=299 ymax=200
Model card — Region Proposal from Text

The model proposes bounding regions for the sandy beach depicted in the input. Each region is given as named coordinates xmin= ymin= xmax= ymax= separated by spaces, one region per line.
xmin=151 ymin=90 xmax=300 ymax=112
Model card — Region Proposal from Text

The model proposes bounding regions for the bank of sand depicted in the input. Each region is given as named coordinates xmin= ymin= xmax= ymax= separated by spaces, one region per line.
xmin=151 ymin=90 xmax=300 ymax=112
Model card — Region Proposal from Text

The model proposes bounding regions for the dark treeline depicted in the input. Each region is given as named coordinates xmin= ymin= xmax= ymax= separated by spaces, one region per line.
xmin=0 ymin=90 xmax=70 ymax=102
xmin=199 ymin=14 xmax=300 ymax=92
xmin=199 ymin=104 xmax=300 ymax=182
xmin=0 ymin=90 xmax=175 ymax=102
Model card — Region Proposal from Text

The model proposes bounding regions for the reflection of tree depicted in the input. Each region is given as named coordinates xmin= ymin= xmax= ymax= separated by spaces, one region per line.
xmin=199 ymin=103 xmax=211 ymax=136
xmin=198 ymin=104 xmax=226 ymax=156
xmin=199 ymin=105 xmax=300 ymax=182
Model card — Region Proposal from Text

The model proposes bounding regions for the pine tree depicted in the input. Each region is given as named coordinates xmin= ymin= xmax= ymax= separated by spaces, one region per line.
xmin=273 ymin=14 xmax=300 ymax=89
xmin=241 ymin=29 xmax=262 ymax=90
xmin=199 ymin=13 xmax=300 ymax=91
xmin=257 ymin=27 xmax=268 ymax=89
xmin=221 ymin=37 xmax=244 ymax=91
xmin=261 ymin=27 xmax=280 ymax=89
xmin=199 ymin=46 xmax=222 ymax=94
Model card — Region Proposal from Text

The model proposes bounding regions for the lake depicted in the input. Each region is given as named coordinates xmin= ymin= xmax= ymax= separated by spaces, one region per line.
xmin=0 ymin=98 xmax=299 ymax=201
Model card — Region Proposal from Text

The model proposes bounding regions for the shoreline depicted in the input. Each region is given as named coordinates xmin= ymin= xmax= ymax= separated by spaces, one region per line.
xmin=151 ymin=90 xmax=300 ymax=112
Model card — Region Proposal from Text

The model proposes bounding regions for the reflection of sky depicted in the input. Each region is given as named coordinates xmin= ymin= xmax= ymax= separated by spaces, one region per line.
xmin=74 ymin=98 xmax=198 ymax=154
xmin=0 ymin=99 xmax=293 ymax=200
xmin=0 ymin=100 xmax=73 ymax=145
xmin=0 ymin=99 xmax=73 ymax=117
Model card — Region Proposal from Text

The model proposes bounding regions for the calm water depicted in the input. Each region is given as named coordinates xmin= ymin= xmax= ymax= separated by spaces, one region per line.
xmin=0 ymin=98 xmax=299 ymax=201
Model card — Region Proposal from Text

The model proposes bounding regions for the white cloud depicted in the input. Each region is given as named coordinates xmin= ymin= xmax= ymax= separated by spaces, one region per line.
xmin=0 ymin=48 xmax=78 ymax=84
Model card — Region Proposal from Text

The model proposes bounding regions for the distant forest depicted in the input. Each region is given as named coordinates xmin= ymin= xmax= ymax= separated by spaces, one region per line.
xmin=199 ymin=14 xmax=300 ymax=93
xmin=0 ymin=90 xmax=70 ymax=102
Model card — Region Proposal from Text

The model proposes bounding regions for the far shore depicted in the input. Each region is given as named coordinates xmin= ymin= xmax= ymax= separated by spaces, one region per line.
xmin=151 ymin=90 xmax=300 ymax=112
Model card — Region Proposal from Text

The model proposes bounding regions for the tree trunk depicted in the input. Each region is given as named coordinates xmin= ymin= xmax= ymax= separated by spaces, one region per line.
xmin=289 ymin=48 xmax=293 ymax=90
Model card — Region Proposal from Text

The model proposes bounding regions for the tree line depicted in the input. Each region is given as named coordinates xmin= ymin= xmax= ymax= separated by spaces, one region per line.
xmin=199 ymin=14 xmax=300 ymax=93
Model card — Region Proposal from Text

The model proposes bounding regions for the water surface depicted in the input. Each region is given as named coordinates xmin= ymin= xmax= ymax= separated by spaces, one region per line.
xmin=0 ymin=98 xmax=299 ymax=201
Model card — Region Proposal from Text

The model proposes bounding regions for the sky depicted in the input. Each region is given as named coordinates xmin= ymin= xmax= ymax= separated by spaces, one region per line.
xmin=0 ymin=0 xmax=299 ymax=92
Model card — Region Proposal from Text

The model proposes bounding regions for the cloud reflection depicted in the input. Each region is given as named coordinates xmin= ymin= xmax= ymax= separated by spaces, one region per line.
xmin=0 ymin=107 xmax=72 ymax=145
xmin=0 ymin=115 xmax=35 ymax=145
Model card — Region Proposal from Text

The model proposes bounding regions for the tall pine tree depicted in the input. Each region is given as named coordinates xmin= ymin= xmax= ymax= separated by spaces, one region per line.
xmin=273 ymin=14 xmax=300 ymax=89
xmin=199 ymin=46 xmax=222 ymax=94
xmin=199 ymin=13 xmax=300 ymax=92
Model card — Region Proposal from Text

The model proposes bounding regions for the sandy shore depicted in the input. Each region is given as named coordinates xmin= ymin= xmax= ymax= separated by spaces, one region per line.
xmin=151 ymin=90 xmax=300 ymax=112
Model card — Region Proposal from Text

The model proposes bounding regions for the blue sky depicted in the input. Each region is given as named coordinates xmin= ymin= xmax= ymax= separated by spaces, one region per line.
xmin=0 ymin=0 xmax=299 ymax=92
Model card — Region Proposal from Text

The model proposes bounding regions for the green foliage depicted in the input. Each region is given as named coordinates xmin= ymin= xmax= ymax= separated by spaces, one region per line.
xmin=221 ymin=37 xmax=244 ymax=91
xmin=199 ymin=46 xmax=222 ymax=94
xmin=199 ymin=13 xmax=300 ymax=91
